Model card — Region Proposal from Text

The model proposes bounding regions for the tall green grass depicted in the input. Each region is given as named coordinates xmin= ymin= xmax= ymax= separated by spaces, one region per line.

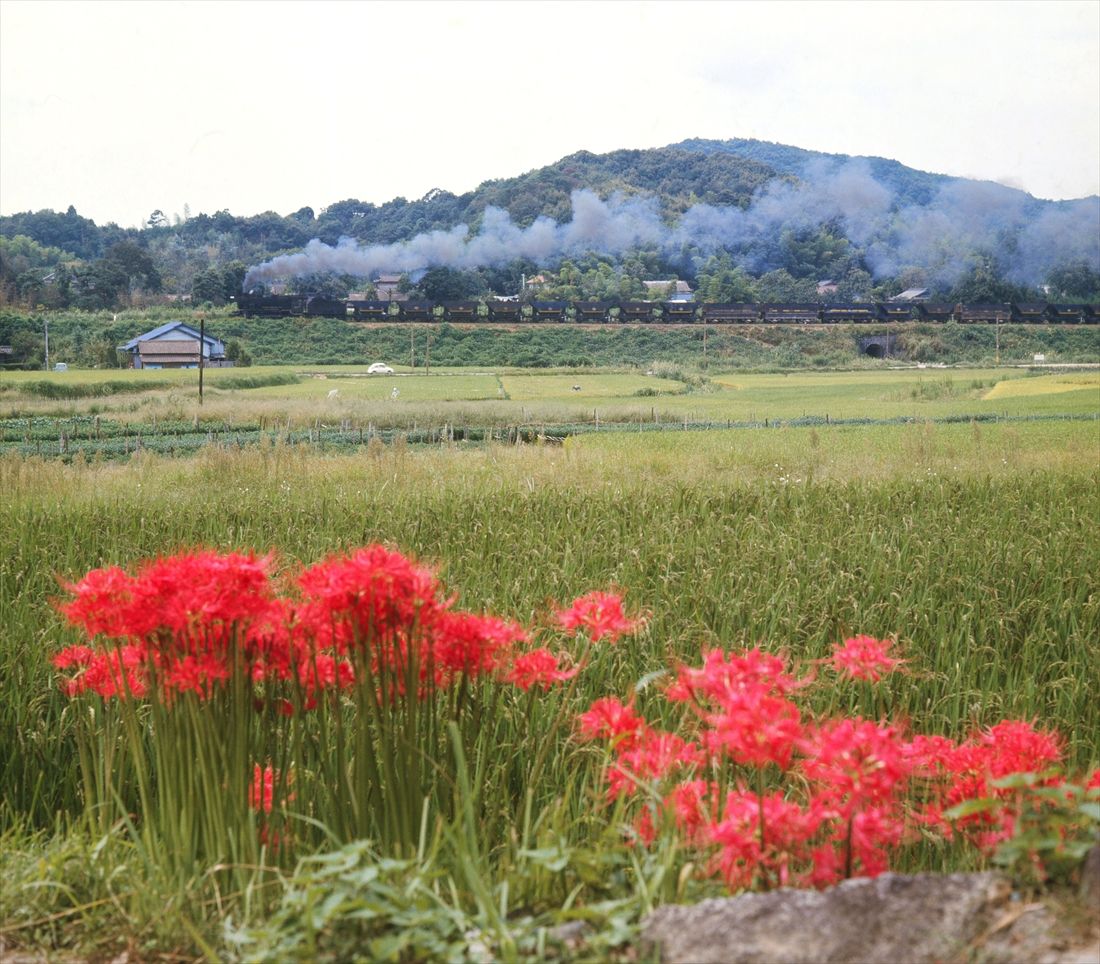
xmin=1 ymin=435 xmax=1096 ymax=956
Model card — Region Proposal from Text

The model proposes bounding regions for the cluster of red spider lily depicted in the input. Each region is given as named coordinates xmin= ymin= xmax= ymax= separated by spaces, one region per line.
xmin=51 ymin=548 xmax=637 ymax=706
xmin=578 ymin=637 xmax=1097 ymax=890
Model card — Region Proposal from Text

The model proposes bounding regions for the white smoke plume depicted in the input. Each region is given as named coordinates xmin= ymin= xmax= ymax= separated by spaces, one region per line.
xmin=243 ymin=163 xmax=1100 ymax=292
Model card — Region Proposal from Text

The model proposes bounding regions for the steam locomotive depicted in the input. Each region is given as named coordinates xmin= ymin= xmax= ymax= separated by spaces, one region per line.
xmin=231 ymin=294 xmax=1099 ymax=325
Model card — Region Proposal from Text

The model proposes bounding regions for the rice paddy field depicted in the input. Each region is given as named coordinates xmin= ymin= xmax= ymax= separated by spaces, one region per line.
xmin=1 ymin=363 xmax=1098 ymax=959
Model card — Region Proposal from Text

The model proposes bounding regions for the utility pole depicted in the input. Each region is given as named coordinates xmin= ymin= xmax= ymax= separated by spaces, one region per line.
xmin=425 ymin=331 xmax=431 ymax=373
xmin=410 ymin=329 xmax=415 ymax=368
xmin=44 ymin=318 xmax=49 ymax=370
xmin=197 ymin=310 xmax=206 ymax=404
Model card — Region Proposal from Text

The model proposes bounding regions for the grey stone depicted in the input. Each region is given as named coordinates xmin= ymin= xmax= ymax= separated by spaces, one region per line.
xmin=641 ymin=872 xmax=1015 ymax=963
xmin=1080 ymin=845 xmax=1100 ymax=911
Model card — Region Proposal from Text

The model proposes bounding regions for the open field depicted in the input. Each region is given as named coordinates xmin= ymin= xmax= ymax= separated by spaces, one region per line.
xmin=1 ymin=366 xmax=1097 ymax=959
xmin=983 ymin=371 xmax=1100 ymax=399
xmin=3 ymin=365 xmax=1098 ymax=428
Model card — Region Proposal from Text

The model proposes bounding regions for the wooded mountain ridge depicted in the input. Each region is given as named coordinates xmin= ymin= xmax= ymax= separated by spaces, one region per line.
xmin=2 ymin=138 xmax=1098 ymax=309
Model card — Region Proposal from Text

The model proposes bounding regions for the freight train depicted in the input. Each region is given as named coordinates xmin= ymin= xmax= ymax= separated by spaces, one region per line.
xmin=231 ymin=294 xmax=1100 ymax=325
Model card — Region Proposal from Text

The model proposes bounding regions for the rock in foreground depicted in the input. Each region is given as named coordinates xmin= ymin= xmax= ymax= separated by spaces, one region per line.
xmin=641 ymin=872 xmax=1095 ymax=963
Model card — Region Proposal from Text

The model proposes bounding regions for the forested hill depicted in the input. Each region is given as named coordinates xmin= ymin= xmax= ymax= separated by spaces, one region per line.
xmin=0 ymin=148 xmax=778 ymax=256
xmin=671 ymin=137 xmax=963 ymax=207
xmin=2 ymin=140 xmax=1098 ymax=312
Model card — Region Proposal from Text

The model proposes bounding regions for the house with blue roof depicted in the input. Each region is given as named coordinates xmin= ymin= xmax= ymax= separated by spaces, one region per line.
xmin=119 ymin=321 xmax=230 ymax=369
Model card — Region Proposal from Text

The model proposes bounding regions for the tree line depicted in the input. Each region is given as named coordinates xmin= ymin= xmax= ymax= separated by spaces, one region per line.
xmin=2 ymin=147 xmax=1098 ymax=313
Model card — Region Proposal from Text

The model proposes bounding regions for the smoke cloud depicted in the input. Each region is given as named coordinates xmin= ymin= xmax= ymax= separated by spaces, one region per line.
xmin=243 ymin=162 xmax=1100 ymax=291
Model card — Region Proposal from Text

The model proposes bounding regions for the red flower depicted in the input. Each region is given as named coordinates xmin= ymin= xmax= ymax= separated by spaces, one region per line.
xmin=925 ymin=719 xmax=1065 ymax=850
xmin=557 ymin=591 xmax=639 ymax=643
xmin=53 ymin=644 xmax=147 ymax=699
xmin=296 ymin=545 xmax=443 ymax=655
xmin=848 ymin=806 xmax=904 ymax=876
xmin=607 ymin=730 xmax=701 ymax=799
xmin=577 ymin=696 xmax=648 ymax=748
xmin=250 ymin=764 xmax=277 ymax=813
xmin=666 ymin=779 xmax=718 ymax=843
xmin=799 ymin=718 xmax=912 ymax=814
xmin=708 ymin=789 xmax=822 ymax=890
xmin=249 ymin=763 xmax=294 ymax=814
xmin=703 ymin=685 xmax=804 ymax=770
xmin=434 ymin=611 xmax=527 ymax=682
xmin=829 ymin=636 xmax=904 ymax=682
xmin=667 ymin=647 xmax=805 ymax=704
xmin=505 ymin=648 xmax=578 ymax=691
xmin=58 ymin=565 xmax=138 ymax=638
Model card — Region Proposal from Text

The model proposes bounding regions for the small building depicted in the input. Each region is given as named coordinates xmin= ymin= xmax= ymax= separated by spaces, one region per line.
xmin=891 ymin=287 xmax=929 ymax=302
xmin=119 ymin=321 xmax=229 ymax=370
xmin=643 ymin=280 xmax=694 ymax=302
xmin=373 ymin=274 xmax=408 ymax=302
xmin=816 ymin=279 xmax=839 ymax=296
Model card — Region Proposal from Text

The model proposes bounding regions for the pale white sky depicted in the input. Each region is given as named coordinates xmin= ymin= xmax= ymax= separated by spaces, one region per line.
xmin=1 ymin=0 xmax=1098 ymax=228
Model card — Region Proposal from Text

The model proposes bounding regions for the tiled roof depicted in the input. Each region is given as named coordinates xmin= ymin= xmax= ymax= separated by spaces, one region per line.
xmin=139 ymin=339 xmax=200 ymax=356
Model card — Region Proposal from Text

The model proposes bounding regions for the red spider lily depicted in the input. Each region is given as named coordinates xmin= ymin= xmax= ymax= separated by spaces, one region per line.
xmin=556 ymin=591 xmax=639 ymax=643
xmin=702 ymin=685 xmax=804 ymax=770
xmin=708 ymin=789 xmax=823 ymax=890
xmin=799 ymin=718 xmax=912 ymax=814
xmin=607 ymin=730 xmax=702 ymax=799
xmin=62 ymin=550 xmax=278 ymax=647
xmin=666 ymin=647 xmax=806 ymax=704
xmin=163 ymin=652 xmax=232 ymax=696
xmin=52 ymin=643 xmax=147 ymax=699
xmin=54 ymin=550 xmax=282 ymax=699
xmin=807 ymin=843 xmax=844 ymax=889
xmin=666 ymin=779 xmax=719 ymax=843
xmin=296 ymin=545 xmax=443 ymax=655
xmin=249 ymin=763 xmax=278 ymax=813
xmin=901 ymin=733 xmax=959 ymax=774
xmin=1087 ymin=770 xmax=1100 ymax=790
xmin=924 ymin=720 xmax=1064 ymax=849
xmin=847 ymin=806 xmax=904 ymax=876
xmin=577 ymin=696 xmax=648 ymax=748
xmin=51 ymin=645 xmax=96 ymax=670
xmin=58 ymin=565 xmax=138 ymax=639
xmin=505 ymin=648 xmax=578 ymax=691
xmin=434 ymin=611 xmax=528 ymax=682
xmin=249 ymin=763 xmax=294 ymax=817
xmin=829 ymin=635 xmax=904 ymax=682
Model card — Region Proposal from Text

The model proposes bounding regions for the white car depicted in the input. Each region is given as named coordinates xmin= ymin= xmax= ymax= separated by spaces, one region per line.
xmin=367 ymin=362 xmax=394 ymax=374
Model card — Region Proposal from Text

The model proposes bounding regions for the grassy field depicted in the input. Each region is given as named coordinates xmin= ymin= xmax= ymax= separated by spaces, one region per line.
xmin=1 ymin=367 xmax=1097 ymax=959
xmin=3 ymin=365 xmax=1097 ymax=427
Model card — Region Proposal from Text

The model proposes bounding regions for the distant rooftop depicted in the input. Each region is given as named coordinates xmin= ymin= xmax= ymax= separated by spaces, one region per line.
xmin=891 ymin=287 xmax=929 ymax=302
